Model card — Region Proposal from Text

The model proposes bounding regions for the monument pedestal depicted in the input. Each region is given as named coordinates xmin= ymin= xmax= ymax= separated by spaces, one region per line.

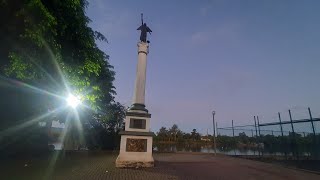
xmin=116 ymin=110 xmax=154 ymax=168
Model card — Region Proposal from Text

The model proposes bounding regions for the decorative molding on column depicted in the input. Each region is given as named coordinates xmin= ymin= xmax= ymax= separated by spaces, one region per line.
xmin=129 ymin=103 xmax=149 ymax=112
xmin=126 ymin=111 xmax=151 ymax=118
xmin=137 ymin=42 xmax=149 ymax=54
xmin=138 ymin=51 xmax=147 ymax=55
xmin=119 ymin=131 xmax=155 ymax=136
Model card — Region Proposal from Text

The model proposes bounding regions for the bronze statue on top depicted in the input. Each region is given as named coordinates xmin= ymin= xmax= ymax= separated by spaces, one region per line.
xmin=137 ymin=13 xmax=152 ymax=43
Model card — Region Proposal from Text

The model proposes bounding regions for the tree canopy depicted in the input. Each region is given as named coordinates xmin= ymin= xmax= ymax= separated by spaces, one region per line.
xmin=0 ymin=0 xmax=125 ymax=152
xmin=1 ymin=0 xmax=115 ymax=110
xmin=155 ymin=125 xmax=201 ymax=142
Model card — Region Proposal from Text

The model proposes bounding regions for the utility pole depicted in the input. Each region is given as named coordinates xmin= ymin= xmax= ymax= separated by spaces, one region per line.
xmin=212 ymin=111 xmax=217 ymax=156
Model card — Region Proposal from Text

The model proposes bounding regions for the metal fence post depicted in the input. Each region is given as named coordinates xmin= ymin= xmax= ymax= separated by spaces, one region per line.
xmin=254 ymin=116 xmax=258 ymax=137
xmin=257 ymin=116 xmax=263 ymax=156
xmin=257 ymin=116 xmax=261 ymax=137
xmin=308 ymin=107 xmax=316 ymax=138
xmin=278 ymin=112 xmax=287 ymax=159
xmin=308 ymin=107 xmax=317 ymax=158
xmin=288 ymin=109 xmax=297 ymax=159
xmin=288 ymin=110 xmax=295 ymax=134
xmin=278 ymin=112 xmax=287 ymax=158
xmin=254 ymin=116 xmax=260 ymax=156
xmin=278 ymin=112 xmax=284 ymax=137
xmin=231 ymin=120 xmax=236 ymax=155
xmin=232 ymin=120 xmax=235 ymax=137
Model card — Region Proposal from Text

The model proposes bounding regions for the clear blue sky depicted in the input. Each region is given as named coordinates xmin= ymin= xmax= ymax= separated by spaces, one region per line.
xmin=87 ymin=0 xmax=320 ymax=135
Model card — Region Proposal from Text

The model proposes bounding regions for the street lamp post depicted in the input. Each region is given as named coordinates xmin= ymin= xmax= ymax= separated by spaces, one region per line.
xmin=212 ymin=111 xmax=217 ymax=156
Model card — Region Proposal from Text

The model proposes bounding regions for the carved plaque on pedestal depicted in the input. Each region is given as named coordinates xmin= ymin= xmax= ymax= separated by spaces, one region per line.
xmin=126 ymin=138 xmax=147 ymax=152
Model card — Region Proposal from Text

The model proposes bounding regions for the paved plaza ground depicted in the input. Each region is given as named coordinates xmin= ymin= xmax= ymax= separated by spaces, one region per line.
xmin=1 ymin=152 xmax=319 ymax=180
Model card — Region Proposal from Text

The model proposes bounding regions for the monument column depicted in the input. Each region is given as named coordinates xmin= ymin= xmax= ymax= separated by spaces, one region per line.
xmin=131 ymin=42 xmax=149 ymax=111
xmin=116 ymin=14 xmax=154 ymax=168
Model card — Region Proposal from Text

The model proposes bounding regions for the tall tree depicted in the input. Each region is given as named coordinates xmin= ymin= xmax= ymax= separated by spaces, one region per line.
xmin=0 ymin=0 xmax=118 ymax=152
xmin=100 ymin=102 xmax=126 ymax=133
xmin=1 ymin=0 xmax=115 ymax=110
xmin=169 ymin=124 xmax=181 ymax=142
xmin=157 ymin=127 xmax=169 ymax=141
xmin=191 ymin=129 xmax=200 ymax=141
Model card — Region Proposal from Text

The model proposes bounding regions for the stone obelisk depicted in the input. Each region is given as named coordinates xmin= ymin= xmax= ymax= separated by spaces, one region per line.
xmin=116 ymin=15 xmax=154 ymax=168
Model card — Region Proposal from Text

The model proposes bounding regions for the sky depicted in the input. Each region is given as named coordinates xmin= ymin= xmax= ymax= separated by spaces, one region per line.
xmin=86 ymin=0 xmax=320 ymax=135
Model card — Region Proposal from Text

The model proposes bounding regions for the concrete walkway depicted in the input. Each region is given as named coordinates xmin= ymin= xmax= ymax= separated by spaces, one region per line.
xmin=154 ymin=153 xmax=320 ymax=180
xmin=2 ymin=152 xmax=319 ymax=180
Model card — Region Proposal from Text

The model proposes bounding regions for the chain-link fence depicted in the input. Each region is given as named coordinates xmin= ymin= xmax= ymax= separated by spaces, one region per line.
xmin=215 ymin=107 xmax=320 ymax=160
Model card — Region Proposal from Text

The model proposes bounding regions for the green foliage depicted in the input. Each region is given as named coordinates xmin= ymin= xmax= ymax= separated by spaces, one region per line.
xmin=156 ymin=127 xmax=169 ymax=141
xmin=83 ymin=102 xmax=126 ymax=150
xmin=5 ymin=53 xmax=37 ymax=80
xmin=191 ymin=128 xmax=201 ymax=141
xmin=217 ymin=135 xmax=237 ymax=148
xmin=0 ymin=0 xmax=122 ymax=153
xmin=155 ymin=125 xmax=201 ymax=142
xmin=99 ymin=102 xmax=126 ymax=132
xmin=1 ymin=0 xmax=115 ymax=111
